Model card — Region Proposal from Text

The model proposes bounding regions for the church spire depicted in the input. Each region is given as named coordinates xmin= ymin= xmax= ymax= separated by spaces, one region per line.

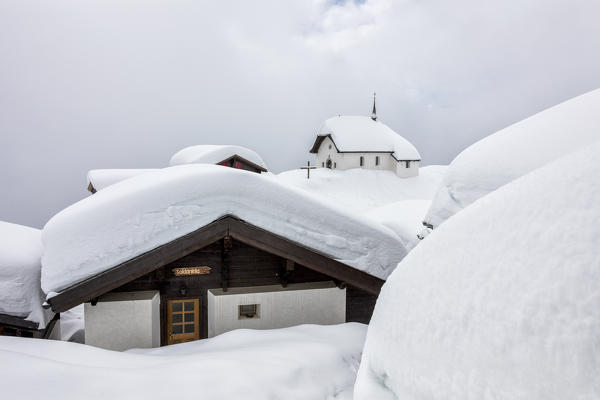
xmin=371 ymin=92 xmax=377 ymax=121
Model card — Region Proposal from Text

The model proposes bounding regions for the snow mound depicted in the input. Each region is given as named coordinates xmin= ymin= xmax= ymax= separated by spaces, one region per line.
xmin=42 ymin=165 xmax=407 ymax=294
xmin=355 ymin=141 xmax=600 ymax=399
xmin=0 ymin=323 xmax=365 ymax=399
xmin=318 ymin=116 xmax=421 ymax=160
xmin=87 ymin=169 xmax=159 ymax=192
xmin=169 ymin=144 xmax=267 ymax=170
xmin=365 ymin=199 xmax=431 ymax=250
xmin=274 ymin=165 xmax=446 ymax=215
xmin=0 ymin=221 xmax=50 ymax=327
xmin=425 ymin=88 xmax=600 ymax=228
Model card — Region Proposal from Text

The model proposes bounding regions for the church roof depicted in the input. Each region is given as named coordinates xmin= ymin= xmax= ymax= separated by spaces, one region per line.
xmin=170 ymin=145 xmax=268 ymax=171
xmin=310 ymin=116 xmax=421 ymax=161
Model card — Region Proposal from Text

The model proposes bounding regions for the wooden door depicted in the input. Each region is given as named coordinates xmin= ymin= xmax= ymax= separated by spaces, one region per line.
xmin=167 ymin=299 xmax=200 ymax=345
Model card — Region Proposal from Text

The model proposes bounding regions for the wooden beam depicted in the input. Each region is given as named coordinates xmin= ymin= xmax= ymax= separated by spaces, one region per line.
xmin=0 ymin=313 xmax=40 ymax=330
xmin=47 ymin=218 xmax=230 ymax=313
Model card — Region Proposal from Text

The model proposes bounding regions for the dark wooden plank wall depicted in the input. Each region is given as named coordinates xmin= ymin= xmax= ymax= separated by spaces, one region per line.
xmin=112 ymin=238 xmax=377 ymax=343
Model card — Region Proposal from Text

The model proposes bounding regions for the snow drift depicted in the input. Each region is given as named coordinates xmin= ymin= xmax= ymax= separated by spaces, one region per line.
xmin=42 ymin=165 xmax=407 ymax=294
xmin=169 ymin=144 xmax=267 ymax=169
xmin=0 ymin=221 xmax=50 ymax=327
xmin=355 ymin=141 xmax=600 ymax=399
xmin=424 ymin=88 xmax=600 ymax=228
xmin=0 ymin=323 xmax=365 ymax=399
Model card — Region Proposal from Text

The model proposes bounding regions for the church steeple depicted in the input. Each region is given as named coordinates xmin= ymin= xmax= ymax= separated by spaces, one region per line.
xmin=371 ymin=92 xmax=377 ymax=121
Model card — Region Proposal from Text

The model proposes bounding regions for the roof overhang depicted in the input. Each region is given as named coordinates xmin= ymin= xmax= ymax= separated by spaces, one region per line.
xmin=218 ymin=154 xmax=268 ymax=172
xmin=46 ymin=215 xmax=384 ymax=313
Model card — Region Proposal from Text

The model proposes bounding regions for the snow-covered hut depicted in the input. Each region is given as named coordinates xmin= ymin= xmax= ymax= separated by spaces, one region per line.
xmin=309 ymin=97 xmax=420 ymax=178
xmin=87 ymin=145 xmax=267 ymax=193
xmin=43 ymin=165 xmax=407 ymax=351
xmin=0 ymin=221 xmax=59 ymax=338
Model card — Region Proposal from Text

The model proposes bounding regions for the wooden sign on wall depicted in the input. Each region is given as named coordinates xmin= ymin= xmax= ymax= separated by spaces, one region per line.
xmin=172 ymin=266 xmax=212 ymax=276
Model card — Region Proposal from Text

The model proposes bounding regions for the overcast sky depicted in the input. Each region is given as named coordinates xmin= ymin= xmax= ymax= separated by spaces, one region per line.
xmin=1 ymin=0 xmax=599 ymax=228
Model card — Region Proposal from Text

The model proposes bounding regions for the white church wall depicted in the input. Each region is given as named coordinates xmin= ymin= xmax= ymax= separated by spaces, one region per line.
xmin=207 ymin=281 xmax=346 ymax=338
xmin=84 ymin=290 xmax=160 ymax=351
xmin=396 ymin=160 xmax=420 ymax=178
xmin=316 ymin=137 xmax=397 ymax=172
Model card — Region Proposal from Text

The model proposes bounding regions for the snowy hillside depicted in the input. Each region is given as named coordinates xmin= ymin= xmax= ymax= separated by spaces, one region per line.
xmin=42 ymin=165 xmax=408 ymax=294
xmin=0 ymin=323 xmax=365 ymax=400
xmin=424 ymin=88 xmax=600 ymax=228
xmin=355 ymin=142 xmax=600 ymax=399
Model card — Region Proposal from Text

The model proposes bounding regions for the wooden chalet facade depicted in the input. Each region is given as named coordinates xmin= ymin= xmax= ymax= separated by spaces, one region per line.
xmin=0 ymin=313 xmax=59 ymax=339
xmin=46 ymin=216 xmax=383 ymax=349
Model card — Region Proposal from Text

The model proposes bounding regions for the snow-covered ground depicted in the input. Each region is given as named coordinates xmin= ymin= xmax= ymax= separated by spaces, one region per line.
xmin=355 ymin=141 xmax=600 ymax=399
xmin=0 ymin=221 xmax=51 ymax=328
xmin=1 ymin=323 xmax=365 ymax=400
xmin=424 ymin=88 xmax=600 ymax=228
xmin=274 ymin=165 xmax=446 ymax=246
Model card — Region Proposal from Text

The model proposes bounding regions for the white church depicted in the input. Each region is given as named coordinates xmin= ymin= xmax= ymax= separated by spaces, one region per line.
xmin=310 ymin=96 xmax=421 ymax=178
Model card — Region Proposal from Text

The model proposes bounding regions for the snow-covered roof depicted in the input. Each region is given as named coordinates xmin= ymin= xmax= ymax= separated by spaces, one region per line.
xmin=169 ymin=145 xmax=268 ymax=170
xmin=87 ymin=169 xmax=159 ymax=192
xmin=313 ymin=116 xmax=420 ymax=160
xmin=424 ymin=88 xmax=600 ymax=228
xmin=0 ymin=221 xmax=51 ymax=328
xmin=355 ymin=141 xmax=600 ymax=399
xmin=42 ymin=165 xmax=407 ymax=294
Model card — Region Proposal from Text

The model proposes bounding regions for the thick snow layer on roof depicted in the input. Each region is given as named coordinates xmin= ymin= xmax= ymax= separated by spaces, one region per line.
xmin=274 ymin=165 xmax=445 ymax=215
xmin=425 ymin=88 xmax=600 ymax=228
xmin=0 ymin=222 xmax=50 ymax=327
xmin=42 ymin=165 xmax=407 ymax=294
xmin=87 ymin=169 xmax=159 ymax=192
xmin=0 ymin=323 xmax=365 ymax=399
xmin=169 ymin=145 xmax=267 ymax=169
xmin=365 ymin=200 xmax=431 ymax=251
xmin=318 ymin=116 xmax=420 ymax=160
xmin=354 ymin=142 xmax=600 ymax=399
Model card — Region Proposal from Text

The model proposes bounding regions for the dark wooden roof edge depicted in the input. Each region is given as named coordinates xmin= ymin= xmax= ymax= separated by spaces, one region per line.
xmin=0 ymin=313 xmax=41 ymax=330
xmin=47 ymin=215 xmax=384 ymax=313
xmin=390 ymin=154 xmax=421 ymax=162
xmin=219 ymin=154 xmax=268 ymax=172
xmin=87 ymin=182 xmax=97 ymax=194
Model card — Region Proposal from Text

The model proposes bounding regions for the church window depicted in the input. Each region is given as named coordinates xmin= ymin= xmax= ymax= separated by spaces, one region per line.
xmin=405 ymin=161 xmax=410 ymax=168
xmin=334 ymin=162 xmax=337 ymax=168
xmin=239 ymin=304 xmax=259 ymax=319
xmin=375 ymin=156 xmax=380 ymax=166
xmin=322 ymin=162 xmax=324 ymax=167
xmin=329 ymin=144 xmax=332 ymax=149
xmin=360 ymin=156 xmax=364 ymax=166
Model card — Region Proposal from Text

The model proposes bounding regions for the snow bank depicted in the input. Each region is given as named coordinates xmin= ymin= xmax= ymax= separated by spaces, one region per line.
xmin=355 ymin=141 xmax=600 ymax=399
xmin=318 ymin=116 xmax=420 ymax=160
xmin=365 ymin=200 xmax=431 ymax=250
xmin=87 ymin=169 xmax=159 ymax=192
xmin=425 ymin=88 xmax=600 ymax=228
xmin=0 ymin=221 xmax=50 ymax=327
xmin=0 ymin=323 xmax=365 ymax=399
xmin=169 ymin=144 xmax=267 ymax=169
xmin=42 ymin=165 xmax=407 ymax=294
xmin=274 ymin=165 xmax=446 ymax=215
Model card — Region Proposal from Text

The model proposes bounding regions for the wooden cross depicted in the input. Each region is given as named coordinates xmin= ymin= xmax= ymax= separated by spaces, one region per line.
xmin=300 ymin=161 xmax=317 ymax=179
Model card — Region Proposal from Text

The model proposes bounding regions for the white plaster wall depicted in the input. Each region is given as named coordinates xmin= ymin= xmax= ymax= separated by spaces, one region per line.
xmin=396 ymin=160 xmax=420 ymax=178
xmin=315 ymin=136 xmax=418 ymax=177
xmin=207 ymin=282 xmax=346 ymax=337
xmin=85 ymin=291 xmax=160 ymax=351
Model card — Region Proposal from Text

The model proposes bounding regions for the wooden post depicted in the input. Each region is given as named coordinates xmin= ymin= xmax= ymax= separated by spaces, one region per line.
xmin=300 ymin=161 xmax=317 ymax=179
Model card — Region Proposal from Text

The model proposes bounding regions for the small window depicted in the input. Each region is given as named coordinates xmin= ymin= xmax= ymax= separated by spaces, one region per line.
xmin=360 ymin=156 xmax=364 ymax=167
xmin=328 ymin=144 xmax=332 ymax=149
xmin=375 ymin=156 xmax=380 ymax=166
xmin=405 ymin=161 xmax=410 ymax=168
xmin=239 ymin=304 xmax=260 ymax=319
xmin=322 ymin=162 xmax=324 ymax=167
xmin=334 ymin=162 xmax=336 ymax=168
